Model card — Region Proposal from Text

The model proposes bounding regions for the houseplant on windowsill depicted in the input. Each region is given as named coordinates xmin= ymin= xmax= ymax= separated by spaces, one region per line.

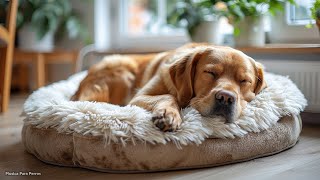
xmin=309 ymin=0 xmax=320 ymax=34
xmin=167 ymin=0 xmax=227 ymax=44
xmin=17 ymin=0 xmax=88 ymax=52
xmin=226 ymin=0 xmax=295 ymax=47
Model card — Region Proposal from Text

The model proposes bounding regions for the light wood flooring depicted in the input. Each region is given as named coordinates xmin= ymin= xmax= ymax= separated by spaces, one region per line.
xmin=1 ymin=95 xmax=320 ymax=180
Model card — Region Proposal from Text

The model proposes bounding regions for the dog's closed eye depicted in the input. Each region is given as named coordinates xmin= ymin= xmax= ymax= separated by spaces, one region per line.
xmin=204 ymin=71 xmax=216 ymax=78
xmin=240 ymin=79 xmax=252 ymax=85
xmin=240 ymin=79 xmax=248 ymax=83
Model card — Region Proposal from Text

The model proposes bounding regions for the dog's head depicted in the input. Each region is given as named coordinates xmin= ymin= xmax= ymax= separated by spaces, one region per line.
xmin=168 ymin=45 xmax=267 ymax=123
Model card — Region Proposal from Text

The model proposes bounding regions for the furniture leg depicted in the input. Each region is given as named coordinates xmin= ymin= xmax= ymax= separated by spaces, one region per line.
xmin=1 ymin=41 xmax=14 ymax=112
xmin=35 ymin=53 xmax=45 ymax=89
xmin=0 ymin=48 xmax=5 ymax=111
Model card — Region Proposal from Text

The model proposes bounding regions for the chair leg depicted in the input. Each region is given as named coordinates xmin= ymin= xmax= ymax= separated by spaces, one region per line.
xmin=35 ymin=53 xmax=45 ymax=89
xmin=1 ymin=44 xmax=14 ymax=112
xmin=0 ymin=48 xmax=5 ymax=112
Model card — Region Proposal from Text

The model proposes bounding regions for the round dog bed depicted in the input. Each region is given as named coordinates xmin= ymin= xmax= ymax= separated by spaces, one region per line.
xmin=21 ymin=72 xmax=307 ymax=173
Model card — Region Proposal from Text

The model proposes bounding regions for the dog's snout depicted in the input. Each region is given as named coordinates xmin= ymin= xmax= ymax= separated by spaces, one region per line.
xmin=215 ymin=90 xmax=236 ymax=106
xmin=213 ymin=90 xmax=237 ymax=124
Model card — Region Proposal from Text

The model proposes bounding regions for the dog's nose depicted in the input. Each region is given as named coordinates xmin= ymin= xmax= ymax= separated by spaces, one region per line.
xmin=215 ymin=90 xmax=236 ymax=106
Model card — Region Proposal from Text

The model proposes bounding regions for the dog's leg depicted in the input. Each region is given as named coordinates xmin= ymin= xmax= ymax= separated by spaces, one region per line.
xmin=71 ymin=55 xmax=138 ymax=105
xmin=71 ymin=70 xmax=136 ymax=105
xmin=130 ymin=73 xmax=183 ymax=133
xmin=130 ymin=94 xmax=182 ymax=132
xmin=70 ymin=76 xmax=110 ymax=102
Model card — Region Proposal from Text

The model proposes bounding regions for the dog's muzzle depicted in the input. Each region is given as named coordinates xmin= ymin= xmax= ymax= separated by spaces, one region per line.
xmin=212 ymin=90 xmax=236 ymax=123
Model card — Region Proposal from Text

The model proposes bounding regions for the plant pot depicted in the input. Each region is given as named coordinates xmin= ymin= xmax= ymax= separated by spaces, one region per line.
xmin=192 ymin=19 xmax=223 ymax=45
xmin=18 ymin=24 xmax=54 ymax=52
xmin=234 ymin=16 xmax=265 ymax=47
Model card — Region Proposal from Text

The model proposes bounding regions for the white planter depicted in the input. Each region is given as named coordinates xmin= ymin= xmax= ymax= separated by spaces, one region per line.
xmin=18 ymin=24 xmax=54 ymax=52
xmin=192 ymin=19 xmax=223 ymax=45
xmin=234 ymin=16 xmax=265 ymax=47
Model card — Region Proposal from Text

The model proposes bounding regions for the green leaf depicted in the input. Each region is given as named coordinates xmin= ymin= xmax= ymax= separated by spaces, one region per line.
xmin=31 ymin=7 xmax=59 ymax=39
xmin=46 ymin=12 xmax=59 ymax=31
xmin=41 ymin=3 xmax=63 ymax=17
xmin=27 ymin=0 xmax=42 ymax=7
xmin=234 ymin=27 xmax=241 ymax=37
xmin=35 ymin=18 xmax=49 ymax=40
xmin=16 ymin=11 xmax=24 ymax=28
xmin=269 ymin=9 xmax=276 ymax=16
xmin=305 ymin=23 xmax=312 ymax=29
xmin=66 ymin=16 xmax=80 ymax=39
xmin=316 ymin=9 xmax=320 ymax=19
xmin=55 ymin=0 xmax=71 ymax=16
xmin=197 ymin=0 xmax=214 ymax=8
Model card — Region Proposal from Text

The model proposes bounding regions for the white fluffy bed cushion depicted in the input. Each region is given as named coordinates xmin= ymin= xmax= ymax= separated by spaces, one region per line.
xmin=22 ymin=72 xmax=307 ymax=147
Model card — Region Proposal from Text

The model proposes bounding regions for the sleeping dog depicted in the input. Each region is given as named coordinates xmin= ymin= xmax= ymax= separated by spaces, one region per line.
xmin=72 ymin=43 xmax=267 ymax=132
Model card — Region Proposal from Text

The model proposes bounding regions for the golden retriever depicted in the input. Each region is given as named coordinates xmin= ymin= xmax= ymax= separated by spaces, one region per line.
xmin=71 ymin=43 xmax=267 ymax=132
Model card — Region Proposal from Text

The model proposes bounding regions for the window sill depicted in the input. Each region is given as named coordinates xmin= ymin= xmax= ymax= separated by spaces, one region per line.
xmin=237 ymin=44 xmax=320 ymax=54
xmin=91 ymin=44 xmax=320 ymax=54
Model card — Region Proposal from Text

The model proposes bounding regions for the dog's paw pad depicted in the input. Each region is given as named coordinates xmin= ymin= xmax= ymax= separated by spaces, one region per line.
xmin=155 ymin=120 xmax=166 ymax=130
xmin=151 ymin=109 xmax=181 ymax=132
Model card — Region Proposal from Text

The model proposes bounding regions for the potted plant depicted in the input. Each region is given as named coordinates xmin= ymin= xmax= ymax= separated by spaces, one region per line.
xmin=167 ymin=0 xmax=227 ymax=44
xmin=226 ymin=0 xmax=295 ymax=47
xmin=16 ymin=0 xmax=88 ymax=52
xmin=309 ymin=0 xmax=320 ymax=33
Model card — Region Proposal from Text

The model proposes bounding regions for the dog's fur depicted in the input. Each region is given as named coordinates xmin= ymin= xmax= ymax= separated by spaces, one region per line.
xmin=72 ymin=43 xmax=267 ymax=131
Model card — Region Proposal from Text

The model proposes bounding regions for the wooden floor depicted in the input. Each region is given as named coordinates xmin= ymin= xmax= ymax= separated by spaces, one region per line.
xmin=1 ymin=95 xmax=320 ymax=180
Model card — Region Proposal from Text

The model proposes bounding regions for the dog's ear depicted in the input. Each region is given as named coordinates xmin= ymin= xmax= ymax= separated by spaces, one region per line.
xmin=254 ymin=62 xmax=267 ymax=94
xmin=169 ymin=49 xmax=210 ymax=107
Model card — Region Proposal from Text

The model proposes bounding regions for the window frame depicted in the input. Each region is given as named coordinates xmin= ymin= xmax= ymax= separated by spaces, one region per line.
xmin=286 ymin=0 xmax=315 ymax=26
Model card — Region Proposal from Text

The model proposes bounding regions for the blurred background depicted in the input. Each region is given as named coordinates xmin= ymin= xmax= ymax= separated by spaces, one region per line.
xmin=0 ymin=0 xmax=319 ymax=115
xmin=0 ymin=2 xmax=319 ymax=178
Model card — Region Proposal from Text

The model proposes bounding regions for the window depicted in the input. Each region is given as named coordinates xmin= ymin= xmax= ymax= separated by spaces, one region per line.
xmin=85 ymin=0 xmax=189 ymax=70
xmin=287 ymin=0 xmax=315 ymax=25
xmin=124 ymin=0 xmax=165 ymax=35
xmin=267 ymin=1 xmax=319 ymax=44
xmin=116 ymin=0 xmax=188 ymax=51
xmin=94 ymin=0 xmax=188 ymax=51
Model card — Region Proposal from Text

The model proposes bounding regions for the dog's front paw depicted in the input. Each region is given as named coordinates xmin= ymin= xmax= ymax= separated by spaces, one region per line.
xmin=152 ymin=108 xmax=182 ymax=132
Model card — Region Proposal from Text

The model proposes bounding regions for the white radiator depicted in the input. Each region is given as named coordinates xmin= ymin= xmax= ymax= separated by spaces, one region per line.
xmin=258 ymin=60 xmax=320 ymax=113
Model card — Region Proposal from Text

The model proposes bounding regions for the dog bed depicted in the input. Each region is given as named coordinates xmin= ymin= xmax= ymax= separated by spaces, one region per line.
xmin=21 ymin=72 xmax=307 ymax=172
